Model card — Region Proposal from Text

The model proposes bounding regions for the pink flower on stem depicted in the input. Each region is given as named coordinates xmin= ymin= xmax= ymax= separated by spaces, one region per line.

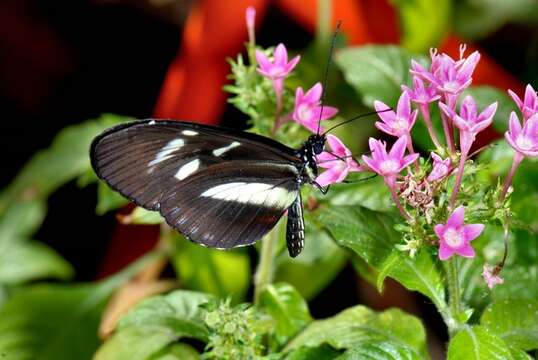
xmin=402 ymin=77 xmax=441 ymax=106
xmin=256 ymin=44 xmax=300 ymax=113
xmin=440 ymin=96 xmax=497 ymax=207
xmin=374 ymin=92 xmax=418 ymax=137
xmin=362 ymin=136 xmax=419 ymax=221
xmin=427 ymin=152 xmax=451 ymax=182
xmin=440 ymin=95 xmax=497 ymax=155
xmin=315 ymin=135 xmax=362 ymax=186
xmin=402 ymin=78 xmax=443 ymax=150
xmin=508 ymin=84 xmax=538 ymax=121
xmin=291 ymin=83 xmax=338 ymax=133
xmin=434 ymin=206 xmax=484 ymax=260
xmin=482 ymin=264 xmax=504 ymax=289
xmin=501 ymin=112 xmax=538 ymax=200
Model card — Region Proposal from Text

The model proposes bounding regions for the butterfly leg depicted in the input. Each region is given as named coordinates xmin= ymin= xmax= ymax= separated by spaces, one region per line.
xmin=313 ymin=181 xmax=330 ymax=195
xmin=286 ymin=193 xmax=305 ymax=257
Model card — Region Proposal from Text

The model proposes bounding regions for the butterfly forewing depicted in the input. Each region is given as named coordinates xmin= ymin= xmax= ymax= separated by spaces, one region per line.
xmin=91 ymin=119 xmax=302 ymax=248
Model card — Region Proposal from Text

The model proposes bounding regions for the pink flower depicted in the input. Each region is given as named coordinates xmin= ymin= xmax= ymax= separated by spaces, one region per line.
xmin=374 ymin=92 xmax=418 ymax=137
xmin=434 ymin=206 xmax=484 ymax=260
xmin=439 ymin=96 xmax=497 ymax=154
xmin=508 ymin=84 xmax=538 ymax=121
xmin=255 ymin=44 xmax=300 ymax=80
xmin=504 ymin=112 xmax=538 ymax=158
xmin=427 ymin=152 xmax=451 ymax=182
xmin=315 ymin=135 xmax=362 ymax=186
xmin=292 ymin=83 xmax=338 ymax=133
xmin=411 ymin=48 xmax=480 ymax=102
xmin=402 ymin=77 xmax=440 ymax=106
xmin=482 ymin=264 xmax=504 ymax=289
xmin=256 ymin=43 xmax=300 ymax=114
xmin=362 ymin=136 xmax=419 ymax=189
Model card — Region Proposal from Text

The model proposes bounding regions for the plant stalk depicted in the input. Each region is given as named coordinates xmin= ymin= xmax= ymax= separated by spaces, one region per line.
xmin=446 ymin=257 xmax=463 ymax=336
xmin=500 ymin=152 xmax=523 ymax=202
xmin=254 ymin=228 xmax=279 ymax=304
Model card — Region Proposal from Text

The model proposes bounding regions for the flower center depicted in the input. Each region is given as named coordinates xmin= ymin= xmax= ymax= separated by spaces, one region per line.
xmin=379 ymin=159 xmax=399 ymax=175
xmin=297 ymin=104 xmax=313 ymax=121
xmin=516 ymin=135 xmax=533 ymax=150
xmin=392 ymin=118 xmax=409 ymax=134
xmin=444 ymin=228 xmax=463 ymax=248
xmin=268 ymin=65 xmax=285 ymax=77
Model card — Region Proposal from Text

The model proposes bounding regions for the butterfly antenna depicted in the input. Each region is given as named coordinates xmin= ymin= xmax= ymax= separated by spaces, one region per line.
xmin=316 ymin=20 xmax=342 ymax=136
xmin=322 ymin=108 xmax=392 ymax=135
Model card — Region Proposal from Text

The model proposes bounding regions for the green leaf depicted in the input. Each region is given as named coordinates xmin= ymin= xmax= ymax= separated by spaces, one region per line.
xmin=0 ymin=251 xmax=159 ymax=360
xmin=447 ymin=326 xmax=513 ymax=360
xmin=462 ymin=86 xmax=517 ymax=132
xmin=508 ymin=347 xmax=533 ymax=360
xmin=317 ymin=205 xmax=445 ymax=310
xmin=172 ymin=238 xmax=250 ymax=301
xmin=335 ymin=45 xmax=427 ymax=107
xmin=454 ymin=0 xmax=538 ymax=40
xmin=274 ymin=220 xmax=348 ymax=300
xmin=285 ymin=345 xmax=340 ymax=360
xmin=149 ymin=343 xmax=200 ymax=360
xmin=96 ymin=182 xmax=128 ymax=215
xmin=0 ymin=285 xmax=104 ymax=360
xmin=96 ymin=290 xmax=212 ymax=360
xmin=260 ymin=283 xmax=312 ymax=346
xmin=392 ymin=0 xmax=451 ymax=52
xmin=0 ymin=114 xmax=126 ymax=214
xmin=123 ymin=207 xmax=165 ymax=225
xmin=0 ymin=201 xmax=46 ymax=244
xmin=481 ymin=300 xmax=538 ymax=351
xmin=285 ymin=306 xmax=427 ymax=358
xmin=337 ymin=340 xmax=422 ymax=360
xmin=0 ymin=241 xmax=73 ymax=284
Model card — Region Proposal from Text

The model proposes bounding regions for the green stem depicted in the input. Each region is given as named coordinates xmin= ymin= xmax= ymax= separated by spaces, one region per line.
xmin=446 ymin=257 xmax=463 ymax=336
xmin=254 ymin=228 xmax=279 ymax=304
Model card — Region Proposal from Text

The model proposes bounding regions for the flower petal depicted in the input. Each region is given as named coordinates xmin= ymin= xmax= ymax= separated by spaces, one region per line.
xmin=285 ymin=55 xmax=301 ymax=73
xmin=439 ymin=243 xmax=455 ymax=260
xmin=460 ymin=95 xmax=477 ymax=121
xmin=508 ymin=111 xmax=522 ymax=138
xmin=447 ymin=206 xmax=465 ymax=228
xmin=273 ymin=43 xmax=287 ymax=65
xmin=326 ymin=134 xmax=348 ymax=156
xmin=462 ymin=224 xmax=485 ymax=242
xmin=508 ymin=89 xmax=524 ymax=110
xmin=401 ymin=153 xmax=419 ymax=169
xmin=397 ymin=91 xmax=412 ymax=118
xmin=477 ymin=102 xmax=497 ymax=124
xmin=304 ymin=83 xmax=322 ymax=103
xmin=361 ymin=155 xmax=380 ymax=174
xmin=524 ymin=83 xmax=538 ymax=109
xmin=315 ymin=168 xmax=343 ymax=186
xmin=456 ymin=244 xmax=475 ymax=258
xmin=388 ymin=136 xmax=407 ymax=160
xmin=255 ymin=50 xmax=271 ymax=70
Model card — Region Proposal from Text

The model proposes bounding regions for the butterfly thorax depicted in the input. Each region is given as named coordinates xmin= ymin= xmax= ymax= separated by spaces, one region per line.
xmin=295 ymin=134 xmax=326 ymax=185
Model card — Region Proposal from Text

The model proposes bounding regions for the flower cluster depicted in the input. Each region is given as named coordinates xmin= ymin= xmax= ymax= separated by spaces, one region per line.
xmin=244 ymin=7 xmax=538 ymax=289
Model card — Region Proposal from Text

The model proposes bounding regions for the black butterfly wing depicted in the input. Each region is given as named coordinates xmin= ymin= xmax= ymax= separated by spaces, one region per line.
xmin=90 ymin=119 xmax=302 ymax=248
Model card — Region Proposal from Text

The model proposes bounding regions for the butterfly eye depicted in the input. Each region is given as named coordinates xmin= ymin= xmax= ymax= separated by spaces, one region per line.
xmin=313 ymin=142 xmax=324 ymax=155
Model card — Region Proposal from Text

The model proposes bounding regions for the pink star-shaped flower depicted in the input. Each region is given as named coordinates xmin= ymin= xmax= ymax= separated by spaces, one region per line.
xmin=482 ymin=264 xmax=504 ymax=289
xmin=508 ymin=84 xmax=538 ymax=121
xmin=255 ymin=43 xmax=300 ymax=80
xmin=505 ymin=112 xmax=538 ymax=158
xmin=292 ymin=83 xmax=338 ymax=133
xmin=402 ymin=77 xmax=441 ymax=106
xmin=439 ymin=96 xmax=497 ymax=154
xmin=315 ymin=135 xmax=362 ymax=186
xmin=362 ymin=136 xmax=419 ymax=189
xmin=374 ymin=92 xmax=418 ymax=137
xmin=434 ymin=206 xmax=484 ymax=260
xmin=427 ymin=152 xmax=451 ymax=182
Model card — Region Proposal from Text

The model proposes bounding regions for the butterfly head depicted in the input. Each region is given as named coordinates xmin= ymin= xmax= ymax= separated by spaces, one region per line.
xmin=308 ymin=134 xmax=326 ymax=155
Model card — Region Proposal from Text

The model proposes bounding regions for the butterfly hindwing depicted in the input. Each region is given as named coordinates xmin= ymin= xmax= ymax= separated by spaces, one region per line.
xmin=90 ymin=119 xmax=302 ymax=248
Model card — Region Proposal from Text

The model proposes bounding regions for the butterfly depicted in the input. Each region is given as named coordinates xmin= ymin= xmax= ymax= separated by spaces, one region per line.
xmin=90 ymin=119 xmax=330 ymax=257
